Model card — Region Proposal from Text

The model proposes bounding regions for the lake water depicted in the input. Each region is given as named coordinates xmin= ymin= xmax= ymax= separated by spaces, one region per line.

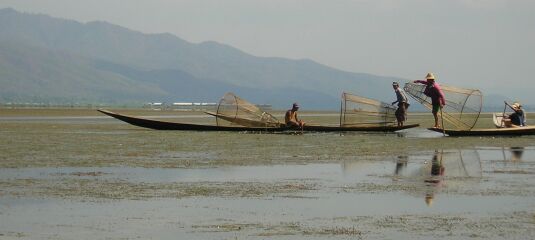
xmin=1 ymin=109 xmax=535 ymax=239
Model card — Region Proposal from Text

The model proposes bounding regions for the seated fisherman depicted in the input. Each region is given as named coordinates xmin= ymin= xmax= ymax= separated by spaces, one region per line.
xmin=285 ymin=103 xmax=305 ymax=128
xmin=503 ymin=102 xmax=526 ymax=128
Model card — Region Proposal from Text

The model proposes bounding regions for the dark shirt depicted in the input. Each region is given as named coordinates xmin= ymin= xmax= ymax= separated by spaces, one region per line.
xmin=510 ymin=110 xmax=525 ymax=126
xmin=427 ymin=86 xmax=443 ymax=106
xmin=414 ymin=80 xmax=445 ymax=106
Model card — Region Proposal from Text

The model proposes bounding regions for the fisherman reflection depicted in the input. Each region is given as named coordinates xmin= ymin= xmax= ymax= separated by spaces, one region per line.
xmin=396 ymin=131 xmax=407 ymax=138
xmin=424 ymin=150 xmax=445 ymax=206
xmin=394 ymin=155 xmax=408 ymax=175
xmin=510 ymin=147 xmax=525 ymax=161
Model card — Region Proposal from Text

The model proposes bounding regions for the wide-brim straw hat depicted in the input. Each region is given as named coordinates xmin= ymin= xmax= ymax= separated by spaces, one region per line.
xmin=425 ymin=72 xmax=435 ymax=80
xmin=512 ymin=102 xmax=521 ymax=110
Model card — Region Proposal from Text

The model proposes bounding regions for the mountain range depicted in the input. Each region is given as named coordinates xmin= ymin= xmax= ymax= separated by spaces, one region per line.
xmin=0 ymin=8 xmax=518 ymax=110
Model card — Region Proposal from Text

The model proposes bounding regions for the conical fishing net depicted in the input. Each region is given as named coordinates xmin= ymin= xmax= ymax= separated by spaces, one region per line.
xmin=215 ymin=92 xmax=281 ymax=127
xmin=340 ymin=92 xmax=397 ymax=127
xmin=404 ymin=83 xmax=483 ymax=130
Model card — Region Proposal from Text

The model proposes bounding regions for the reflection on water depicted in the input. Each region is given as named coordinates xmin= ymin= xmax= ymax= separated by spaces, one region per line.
xmin=424 ymin=151 xmax=445 ymax=206
xmin=394 ymin=155 xmax=408 ymax=175
xmin=1 ymin=147 xmax=534 ymax=211
xmin=2 ymin=147 xmax=535 ymax=239
xmin=387 ymin=147 xmax=535 ymax=206
xmin=389 ymin=149 xmax=484 ymax=207
xmin=477 ymin=146 xmax=535 ymax=162
xmin=510 ymin=146 xmax=524 ymax=161
xmin=391 ymin=149 xmax=482 ymax=179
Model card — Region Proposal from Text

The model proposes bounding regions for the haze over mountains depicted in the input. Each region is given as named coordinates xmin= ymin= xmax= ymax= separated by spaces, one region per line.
xmin=0 ymin=8 xmax=516 ymax=110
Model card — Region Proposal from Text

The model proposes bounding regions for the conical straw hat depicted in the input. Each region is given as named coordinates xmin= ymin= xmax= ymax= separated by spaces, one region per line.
xmin=425 ymin=73 xmax=435 ymax=80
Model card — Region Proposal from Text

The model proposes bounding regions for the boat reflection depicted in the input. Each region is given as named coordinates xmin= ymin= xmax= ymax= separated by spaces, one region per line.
xmin=489 ymin=146 xmax=528 ymax=168
xmin=510 ymin=146 xmax=525 ymax=161
xmin=478 ymin=146 xmax=533 ymax=164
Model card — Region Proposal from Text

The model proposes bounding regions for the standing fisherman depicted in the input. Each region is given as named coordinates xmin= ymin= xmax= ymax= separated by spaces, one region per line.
xmin=413 ymin=73 xmax=446 ymax=128
xmin=391 ymin=82 xmax=410 ymax=127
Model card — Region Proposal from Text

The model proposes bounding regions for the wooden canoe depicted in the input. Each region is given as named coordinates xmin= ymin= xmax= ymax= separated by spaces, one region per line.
xmin=98 ymin=109 xmax=419 ymax=132
xmin=428 ymin=126 xmax=535 ymax=136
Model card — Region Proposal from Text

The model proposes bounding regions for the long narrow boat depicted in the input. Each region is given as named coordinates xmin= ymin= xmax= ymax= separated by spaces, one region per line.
xmin=98 ymin=109 xmax=419 ymax=132
xmin=427 ymin=113 xmax=534 ymax=136
xmin=427 ymin=126 xmax=535 ymax=136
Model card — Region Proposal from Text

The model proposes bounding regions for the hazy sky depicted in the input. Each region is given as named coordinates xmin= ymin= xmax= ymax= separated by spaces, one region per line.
xmin=1 ymin=0 xmax=534 ymax=100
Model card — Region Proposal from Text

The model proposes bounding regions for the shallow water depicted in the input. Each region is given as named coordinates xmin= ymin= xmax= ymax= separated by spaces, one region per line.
xmin=1 ymin=109 xmax=535 ymax=239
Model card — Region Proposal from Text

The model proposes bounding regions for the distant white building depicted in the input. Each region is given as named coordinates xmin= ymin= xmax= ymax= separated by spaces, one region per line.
xmin=143 ymin=102 xmax=165 ymax=110
xmin=173 ymin=102 xmax=193 ymax=106
xmin=171 ymin=102 xmax=192 ymax=111
xmin=170 ymin=102 xmax=217 ymax=111
xmin=142 ymin=101 xmax=222 ymax=111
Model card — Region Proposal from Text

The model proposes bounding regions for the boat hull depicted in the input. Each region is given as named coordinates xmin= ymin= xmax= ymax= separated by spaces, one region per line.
xmin=99 ymin=109 xmax=419 ymax=132
xmin=428 ymin=126 xmax=535 ymax=136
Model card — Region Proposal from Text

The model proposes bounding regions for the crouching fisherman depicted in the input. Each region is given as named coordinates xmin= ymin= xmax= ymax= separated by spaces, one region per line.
xmin=503 ymin=102 xmax=527 ymax=128
xmin=285 ymin=103 xmax=305 ymax=129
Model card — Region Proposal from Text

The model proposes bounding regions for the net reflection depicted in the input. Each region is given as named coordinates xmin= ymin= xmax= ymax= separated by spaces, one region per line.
xmin=392 ymin=149 xmax=482 ymax=207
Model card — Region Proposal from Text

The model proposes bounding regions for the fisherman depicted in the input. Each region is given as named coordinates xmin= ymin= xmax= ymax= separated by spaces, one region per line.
xmin=502 ymin=102 xmax=526 ymax=127
xmin=285 ymin=103 xmax=305 ymax=129
xmin=413 ymin=73 xmax=446 ymax=128
xmin=391 ymin=82 xmax=410 ymax=127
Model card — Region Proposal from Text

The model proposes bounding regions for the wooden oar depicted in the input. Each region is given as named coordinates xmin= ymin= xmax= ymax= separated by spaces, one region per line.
xmin=440 ymin=107 xmax=446 ymax=136
xmin=500 ymin=101 xmax=508 ymax=127
xmin=504 ymin=101 xmax=521 ymax=113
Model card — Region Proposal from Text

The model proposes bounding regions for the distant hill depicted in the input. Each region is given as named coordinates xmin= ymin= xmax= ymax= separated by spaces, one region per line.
xmin=0 ymin=41 xmax=164 ymax=104
xmin=1 ymin=8 xmax=523 ymax=110
xmin=0 ymin=40 xmax=338 ymax=108
xmin=0 ymin=8 xmax=406 ymax=109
